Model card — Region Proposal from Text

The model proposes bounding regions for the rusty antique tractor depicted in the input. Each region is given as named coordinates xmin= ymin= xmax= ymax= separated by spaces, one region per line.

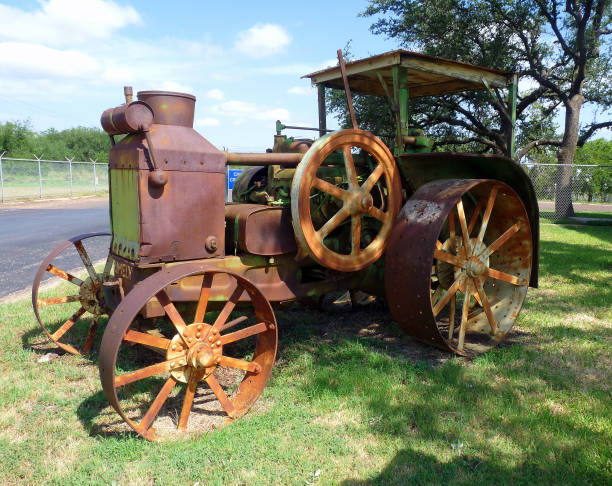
xmin=33 ymin=50 xmax=538 ymax=440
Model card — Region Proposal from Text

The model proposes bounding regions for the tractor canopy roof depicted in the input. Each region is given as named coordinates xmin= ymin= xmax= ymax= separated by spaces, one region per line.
xmin=303 ymin=49 xmax=515 ymax=98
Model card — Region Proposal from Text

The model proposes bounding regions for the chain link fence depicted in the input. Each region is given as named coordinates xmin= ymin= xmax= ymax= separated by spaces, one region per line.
xmin=0 ymin=154 xmax=108 ymax=202
xmin=520 ymin=163 xmax=612 ymax=222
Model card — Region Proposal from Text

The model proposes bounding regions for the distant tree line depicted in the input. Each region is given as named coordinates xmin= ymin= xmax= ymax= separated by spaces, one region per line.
xmin=0 ymin=120 xmax=110 ymax=162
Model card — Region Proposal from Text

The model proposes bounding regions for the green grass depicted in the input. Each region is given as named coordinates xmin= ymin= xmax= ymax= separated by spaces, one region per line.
xmin=0 ymin=225 xmax=610 ymax=485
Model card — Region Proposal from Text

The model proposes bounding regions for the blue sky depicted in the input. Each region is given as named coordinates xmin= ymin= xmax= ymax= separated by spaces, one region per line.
xmin=0 ymin=0 xmax=397 ymax=151
xmin=0 ymin=1 xmax=608 ymax=154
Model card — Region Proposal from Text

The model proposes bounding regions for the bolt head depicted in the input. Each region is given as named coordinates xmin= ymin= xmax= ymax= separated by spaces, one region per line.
xmin=216 ymin=340 xmax=221 ymax=347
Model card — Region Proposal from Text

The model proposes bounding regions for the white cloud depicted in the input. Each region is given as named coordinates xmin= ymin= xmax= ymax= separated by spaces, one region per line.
xmin=196 ymin=117 xmax=220 ymax=127
xmin=234 ymin=24 xmax=291 ymax=58
xmin=206 ymin=89 xmax=225 ymax=101
xmin=211 ymin=100 xmax=289 ymax=124
xmin=0 ymin=0 xmax=141 ymax=47
xmin=288 ymin=86 xmax=313 ymax=95
xmin=0 ymin=42 xmax=99 ymax=79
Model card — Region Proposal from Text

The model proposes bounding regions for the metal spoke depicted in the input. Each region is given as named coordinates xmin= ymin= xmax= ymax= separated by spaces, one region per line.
xmin=138 ymin=376 xmax=177 ymax=433
xmin=220 ymin=322 xmax=269 ymax=345
xmin=46 ymin=264 xmax=83 ymax=286
xmin=447 ymin=295 xmax=456 ymax=339
xmin=432 ymin=276 xmax=463 ymax=317
xmin=486 ymin=267 xmax=527 ymax=286
xmin=467 ymin=199 xmax=485 ymax=235
xmin=73 ymin=240 xmax=100 ymax=285
xmin=205 ymin=374 xmax=236 ymax=417
xmin=316 ymin=205 xmax=350 ymax=240
xmin=178 ymin=370 xmax=204 ymax=430
xmin=221 ymin=315 xmax=248 ymax=332
xmin=194 ymin=273 xmax=214 ymax=323
xmin=477 ymin=187 xmax=498 ymax=242
xmin=123 ymin=330 xmax=171 ymax=350
xmin=312 ymin=177 xmax=348 ymax=201
xmin=486 ymin=223 xmax=520 ymax=256
xmin=82 ymin=316 xmax=99 ymax=354
xmin=218 ymin=356 xmax=261 ymax=374
xmin=433 ymin=248 xmax=463 ymax=267
xmin=351 ymin=215 xmax=362 ymax=255
xmin=474 ymin=280 xmax=499 ymax=335
xmin=102 ymin=253 xmax=114 ymax=279
xmin=448 ymin=210 xmax=456 ymax=239
xmin=456 ymin=198 xmax=472 ymax=258
xmin=37 ymin=295 xmax=80 ymax=306
xmin=156 ymin=290 xmax=189 ymax=343
xmin=211 ymin=283 xmax=245 ymax=333
xmin=457 ymin=288 xmax=471 ymax=352
xmin=431 ymin=286 xmax=444 ymax=306
xmin=361 ymin=163 xmax=384 ymax=193
xmin=51 ymin=307 xmax=86 ymax=341
xmin=115 ymin=358 xmax=179 ymax=388
xmin=342 ymin=146 xmax=358 ymax=187
xmin=368 ymin=205 xmax=388 ymax=223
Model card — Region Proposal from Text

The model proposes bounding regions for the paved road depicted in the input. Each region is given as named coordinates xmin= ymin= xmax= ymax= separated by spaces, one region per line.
xmin=0 ymin=198 xmax=110 ymax=299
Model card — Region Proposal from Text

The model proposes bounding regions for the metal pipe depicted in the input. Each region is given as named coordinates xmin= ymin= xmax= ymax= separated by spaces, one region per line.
xmin=223 ymin=152 xmax=303 ymax=166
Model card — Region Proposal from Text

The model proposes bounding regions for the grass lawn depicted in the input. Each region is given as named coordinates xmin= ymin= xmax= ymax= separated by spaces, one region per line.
xmin=0 ymin=224 xmax=610 ymax=485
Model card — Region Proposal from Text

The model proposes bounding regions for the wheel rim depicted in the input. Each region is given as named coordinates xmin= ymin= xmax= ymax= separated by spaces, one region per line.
xmin=99 ymin=264 xmax=278 ymax=440
xmin=32 ymin=232 xmax=113 ymax=355
xmin=291 ymin=129 xmax=401 ymax=272
xmin=386 ymin=180 xmax=533 ymax=356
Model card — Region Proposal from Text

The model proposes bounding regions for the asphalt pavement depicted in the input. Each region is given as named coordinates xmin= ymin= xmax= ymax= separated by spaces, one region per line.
xmin=0 ymin=197 xmax=110 ymax=299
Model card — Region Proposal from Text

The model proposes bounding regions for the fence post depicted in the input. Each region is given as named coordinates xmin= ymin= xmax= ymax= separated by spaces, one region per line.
xmin=67 ymin=157 xmax=74 ymax=196
xmin=34 ymin=155 xmax=43 ymax=198
xmin=91 ymin=158 xmax=97 ymax=193
xmin=0 ymin=151 xmax=5 ymax=203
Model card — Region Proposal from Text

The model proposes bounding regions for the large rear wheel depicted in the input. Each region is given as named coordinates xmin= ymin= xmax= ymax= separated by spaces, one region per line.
xmin=386 ymin=179 xmax=533 ymax=356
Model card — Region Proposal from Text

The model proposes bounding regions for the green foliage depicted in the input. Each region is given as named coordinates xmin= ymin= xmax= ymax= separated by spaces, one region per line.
xmin=0 ymin=121 xmax=110 ymax=162
xmin=324 ymin=1 xmax=612 ymax=159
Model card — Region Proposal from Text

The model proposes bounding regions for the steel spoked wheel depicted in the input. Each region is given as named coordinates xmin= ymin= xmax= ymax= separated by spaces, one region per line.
xmin=32 ymin=232 xmax=114 ymax=355
xmin=99 ymin=264 xmax=278 ymax=440
xmin=291 ymin=129 xmax=401 ymax=272
xmin=386 ymin=179 xmax=533 ymax=356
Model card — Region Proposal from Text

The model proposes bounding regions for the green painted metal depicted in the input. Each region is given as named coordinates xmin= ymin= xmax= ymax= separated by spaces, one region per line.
xmin=109 ymin=169 xmax=140 ymax=260
xmin=391 ymin=66 xmax=410 ymax=156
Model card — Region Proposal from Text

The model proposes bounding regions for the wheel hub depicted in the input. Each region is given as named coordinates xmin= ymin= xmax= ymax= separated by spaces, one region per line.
xmin=166 ymin=323 xmax=221 ymax=383
xmin=79 ymin=276 xmax=105 ymax=315
xmin=348 ymin=190 xmax=374 ymax=215
xmin=466 ymin=256 xmax=487 ymax=278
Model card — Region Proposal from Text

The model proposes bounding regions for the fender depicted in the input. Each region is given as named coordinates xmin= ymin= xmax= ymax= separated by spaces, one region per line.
xmin=397 ymin=152 xmax=539 ymax=287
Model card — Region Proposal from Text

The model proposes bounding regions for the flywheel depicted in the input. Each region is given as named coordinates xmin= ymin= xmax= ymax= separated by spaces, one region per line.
xmin=291 ymin=129 xmax=401 ymax=272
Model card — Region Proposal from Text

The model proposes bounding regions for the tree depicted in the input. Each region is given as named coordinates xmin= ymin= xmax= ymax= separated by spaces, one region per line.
xmin=350 ymin=0 xmax=612 ymax=217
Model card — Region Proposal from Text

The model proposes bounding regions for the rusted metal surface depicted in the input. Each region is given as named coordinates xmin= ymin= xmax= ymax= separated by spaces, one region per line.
xmin=137 ymin=90 xmax=196 ymax=127
xmin=337 ymin=49 xmax=358 ymax=130
xmin=99 ymin=263 xmax=278 ymax=440
xmin=397 ymin=152 xmax=540 ymax=287
xmin=32 ymin=232 xmax=114 ymax=355
xmin=225 ymin=204 xmax=297 ymax=256
xmin=385 ymin=179 xmax=532 ymax=356
xmin=291 ymin=129 xmax=402 ymax=272
xmin=100 ymin=101 xmax=153 ymax=135
xmin=107 ymin=91 xmax=226 ymax=263
xmin=223 ymin=152 xmax=303 ymax=166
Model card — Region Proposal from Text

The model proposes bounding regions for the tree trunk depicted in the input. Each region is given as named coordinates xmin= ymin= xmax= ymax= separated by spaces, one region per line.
xmin=555 ymin=95 xmax=584 ymax=218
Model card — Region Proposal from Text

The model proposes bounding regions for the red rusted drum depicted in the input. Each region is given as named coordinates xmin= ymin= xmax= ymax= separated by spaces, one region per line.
xmin=137 ymin=90 xmax=196 ymax=127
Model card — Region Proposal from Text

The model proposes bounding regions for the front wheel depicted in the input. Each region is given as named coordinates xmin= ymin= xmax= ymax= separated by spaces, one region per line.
xmin=99 ymin=264 xmax=278 ymax=440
